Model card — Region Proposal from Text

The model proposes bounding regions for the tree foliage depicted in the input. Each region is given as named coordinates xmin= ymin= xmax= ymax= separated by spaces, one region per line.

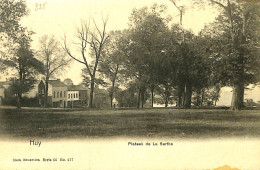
xmin=98 ymin=30 xmax=127 ymax=107
xmin=125 ymin=4 xmax=172 ymax=108
xmin=200 ymin=0 xmax=260 ymax=110
xmin=0 ymin=0 xmax=44 ymax=108
xmin=4 ymin=38 xmax=44 ymax=108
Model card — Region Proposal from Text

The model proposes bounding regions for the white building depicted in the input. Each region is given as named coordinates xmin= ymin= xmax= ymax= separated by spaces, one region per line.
xmin=67 ymin=85 xmax=88 ymax=108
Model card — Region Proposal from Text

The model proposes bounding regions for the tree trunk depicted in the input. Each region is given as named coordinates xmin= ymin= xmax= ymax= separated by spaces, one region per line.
xmin=177 ymin=95 xmax=182 ymax=107
xmin=110 ymin=94 xmax=113 ymax=108
xmin=183 ymin=83 xmax=192 ymax=109
xmin=141 ymin=88 xmax=145 ymax=108
xmin=110 ymin=64 xmax=118 ymax=108
xmin=141 ymin=97 xmax=144 ymax=108
xmin=16 ymin=93 xmax=22 ymax=109
xmin=151 ymin=85 xmax=154 ymax=108
xmin=44 ymin=78 xmax=49 ymax=108
xmin=201 ymin=90 xmax=205 ymax=106
xmin=177 ymin=85 xmax=184 ymax=107
xmin=137 ymin=89 xmax=140 ymax=108
xmin=182 ymin=84 xmax=187 ymax=107
xmin=89 ymin=77 xmax=95 ymax=108
xmin=195 ymin=92 xmax=200 ymax=106
xmin=17 ymin=69 xmax=23 ymax=109
xmin=230 ymin=83 xmax=245 ymax=110
xmin=165 ymin=97 xmax=168 ymax=108
xmin=164 ymin=88 xmax=169 ymax=108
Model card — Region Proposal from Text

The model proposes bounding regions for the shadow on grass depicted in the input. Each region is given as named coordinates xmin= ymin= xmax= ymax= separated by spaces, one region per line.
xmin=0 ymin=108 xmax=260 ymax=139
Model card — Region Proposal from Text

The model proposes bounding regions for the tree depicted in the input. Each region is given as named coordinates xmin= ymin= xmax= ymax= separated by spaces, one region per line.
xmin=114 ymin=83 xmax=139 ymax=108
xmin=208 ymin=85 xmax=221 ymax=106
xmin=64 ymin=78 xmax=73 ymax=86
xmin=3 ymin=36 xmax=44 ymax=108
xmin=155 ymin=42 xmax=177 ymax=107
xmin=0 ymin=0 xmax=27 ymax=40
xmin=203 ymin=0 xmax=260 ymax=110
xmin=0 ymin=0 xmax=44 ymax=108
xmin=0 ymin=0 xmax=28 ymax=72
xmin=63 ymin=18 xmax=109 ymax=108
xmin=169 ymin=27 xmax=200 ymax=108
xmin=38 ymin=35 xmax=71 ymax=107
xmin=168 ymin=1 xmax=196 ymax=109
xmin=126 ymin=4 xmax=172 ymax=108
xmin=98 ymin=30 xmax=126 ymax=107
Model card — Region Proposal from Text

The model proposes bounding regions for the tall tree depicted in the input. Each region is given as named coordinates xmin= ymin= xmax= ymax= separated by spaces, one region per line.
xmin=169 ymin=0 xmax=194 ymax=108
xmin=63 ymin=18 xmax=109 ymax=108
xmin=38 ymin=35 xmax=71 ymax=107
xmin=0 ymin=0 xmax=44 ymax=108
xmin=3 ymin=35 xmax=44 ymax=108
xmin=126 ymin=4 xmax=171 ymax=108
xmin=98 ymin=30 xmax=126 ymax=108
xmin=203 ymin=0 xmax=260 ymax=110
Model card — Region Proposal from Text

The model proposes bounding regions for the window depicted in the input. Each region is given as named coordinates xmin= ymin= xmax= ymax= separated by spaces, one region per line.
xmin=68 ymin=94 xmax=70 ymax=99
xmin=64 ymin=91 xmax=66 ymax=97
xmin=74 ymin=94 xmax=75 ymax=98
xmin=57 ymin=91 xmax=59 ymax=98
xmin=76 ymin=93 xmax=78 ymax=98
xmin=60 ymin=91 xmax=62 ymax=97
xmin=53 ymin=92 xmax=55 ymax=98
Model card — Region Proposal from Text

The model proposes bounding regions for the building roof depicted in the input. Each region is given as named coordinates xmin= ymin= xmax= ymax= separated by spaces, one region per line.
xmin=48 ymin=80 xmax=67 ymax=87
xmin=68 ymin=85 xmax=88 ymax=91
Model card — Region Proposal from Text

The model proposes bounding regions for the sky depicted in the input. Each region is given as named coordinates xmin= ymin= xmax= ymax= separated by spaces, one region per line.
xmin=19 ymin=0 xmax=218 ymax=84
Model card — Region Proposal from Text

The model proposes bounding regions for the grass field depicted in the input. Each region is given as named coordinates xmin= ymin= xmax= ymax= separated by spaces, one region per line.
xmin=0 ymin=108 xmax=260 ymax=139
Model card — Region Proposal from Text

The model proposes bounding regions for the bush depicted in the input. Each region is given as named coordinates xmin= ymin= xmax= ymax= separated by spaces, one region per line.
xmin=2 ymin=97 xmax=17 ymax=106
xmin=2 ymin=96 xmax=40 ymax=107
xmin=21 ymin=97 xmax=40 ymax=107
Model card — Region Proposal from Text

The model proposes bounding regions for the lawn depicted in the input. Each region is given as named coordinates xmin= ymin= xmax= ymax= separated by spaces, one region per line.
xmin=0 ymin=108 xmax=260 ymax=139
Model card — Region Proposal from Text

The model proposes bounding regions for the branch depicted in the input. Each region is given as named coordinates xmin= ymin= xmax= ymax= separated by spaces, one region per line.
xmin=92 ymin=19 xmax=103 ymax=40
xmin=169 ymin=0 xmax=181 ymax=11
xmin=49 ymin=62 xmax=68 ymax=76
xmin=62 ymin=35 xmax=86 ymax=65
xmin=76 ymin=22 xmax=94 ymax=77
xmin=208 ymin=0 xmax=227 ymax=10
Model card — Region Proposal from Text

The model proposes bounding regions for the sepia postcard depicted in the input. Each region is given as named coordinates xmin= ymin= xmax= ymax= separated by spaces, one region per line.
xmin=0 ymin=0 xmax=260 ymax=169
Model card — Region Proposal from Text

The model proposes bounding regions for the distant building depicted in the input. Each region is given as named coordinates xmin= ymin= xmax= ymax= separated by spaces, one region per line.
xmin=67 ymin=85 xmax=88 ymax=107
xmin=38 ymin=79 xmax=67 ymax=108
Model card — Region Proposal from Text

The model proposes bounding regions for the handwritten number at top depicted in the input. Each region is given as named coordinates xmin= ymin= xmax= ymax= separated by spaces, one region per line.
xmin=35 ymin=3 xmax=47 ymax=11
